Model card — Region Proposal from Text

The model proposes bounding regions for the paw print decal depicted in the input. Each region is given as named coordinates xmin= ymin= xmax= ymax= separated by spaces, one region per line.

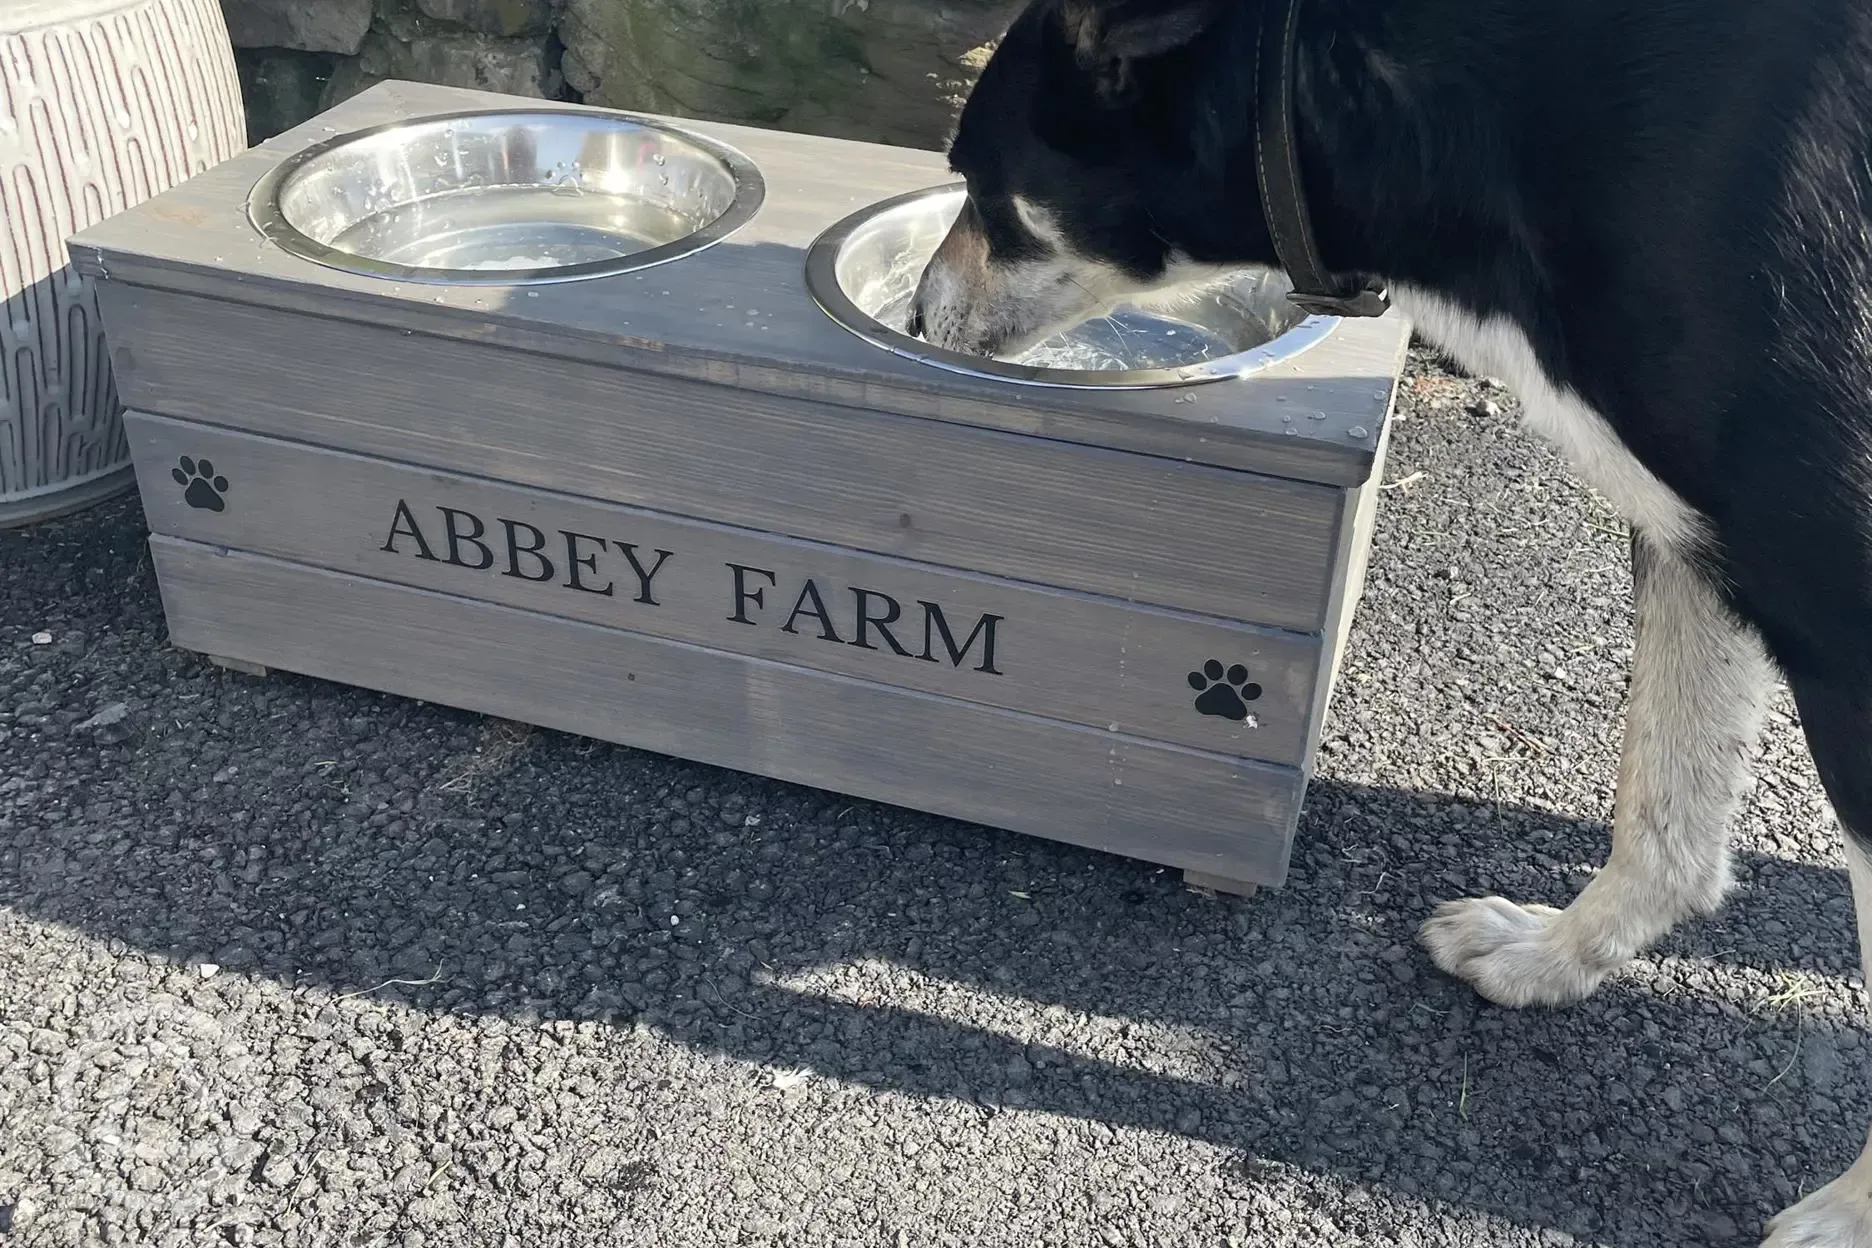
xmin=1188 ymin=659 xmax=1262 ymax=722
xmin=172 ymin=456 xmax=228 ymax=513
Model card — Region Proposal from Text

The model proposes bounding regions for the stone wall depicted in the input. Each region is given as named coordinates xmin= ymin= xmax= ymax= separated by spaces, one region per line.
xmin=222 ymin=0 xmax=1005 ymax=151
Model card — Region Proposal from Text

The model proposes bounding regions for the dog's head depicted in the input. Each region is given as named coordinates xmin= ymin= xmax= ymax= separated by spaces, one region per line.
xmin=910 ymin=0 xmax=1278 ymax=358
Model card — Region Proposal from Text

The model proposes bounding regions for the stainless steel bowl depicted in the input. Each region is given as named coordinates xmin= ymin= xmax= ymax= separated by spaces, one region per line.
xmin=249 ymin=108 xmax=765 ymax=285
xmin=805 ymin=185 xmax=1338 ymax=389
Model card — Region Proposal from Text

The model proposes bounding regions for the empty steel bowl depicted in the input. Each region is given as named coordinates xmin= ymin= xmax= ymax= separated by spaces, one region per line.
xmin=249 ymin=109 xmax=765 ymax=285
xmin=805 ymin=185 xmax=1338 ymax=389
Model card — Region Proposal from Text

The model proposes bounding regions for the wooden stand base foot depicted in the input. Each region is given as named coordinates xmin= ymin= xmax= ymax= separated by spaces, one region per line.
xmin=208 ymin=653 xmax=269 ymax=677
xmin=1183 ymin=870 xmax=1260 ymax=899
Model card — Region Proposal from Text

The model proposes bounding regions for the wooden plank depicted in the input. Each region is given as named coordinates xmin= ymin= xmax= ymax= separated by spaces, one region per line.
xmin=104 ymin=284 xmax=1349 ymax=631
xmin=149 ymin=536 xmax=1308 ymax=885
xmin=128 ymin=412 xmax=1329 ymax=762
xmin=1307 ymin=417 xmax=1395 ymax=768
xmin=68 ymin=78 xmax=1409 ymax=486
xmin=1184 ymin=870 xmax=1259 ymax=899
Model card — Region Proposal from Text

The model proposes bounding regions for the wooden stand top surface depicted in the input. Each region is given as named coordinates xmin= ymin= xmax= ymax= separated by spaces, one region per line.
xmin=69 ymin=80 xmax=1408 ymax=486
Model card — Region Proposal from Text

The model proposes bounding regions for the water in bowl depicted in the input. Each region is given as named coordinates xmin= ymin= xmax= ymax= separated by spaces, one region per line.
xmin=329 ymin=185 xmax=705 ymax=271
xmin=871 ymin=288 xmax=1239 ymax=372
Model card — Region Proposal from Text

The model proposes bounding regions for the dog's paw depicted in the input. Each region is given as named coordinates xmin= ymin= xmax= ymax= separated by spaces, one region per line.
xmin=1765 ymin=1172 xmax=1872 ymax=1248
xmin=1419 ymin=896 xmax=1606 ymax=1008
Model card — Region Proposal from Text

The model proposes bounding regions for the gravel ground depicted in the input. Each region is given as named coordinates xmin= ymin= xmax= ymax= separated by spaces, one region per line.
xmin=1 ymin=345 xmax=1866 ymax=1248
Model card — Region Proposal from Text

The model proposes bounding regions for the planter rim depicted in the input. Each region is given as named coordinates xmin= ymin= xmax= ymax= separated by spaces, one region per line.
xmin=4 ymin=0 xmax=169 ymax=33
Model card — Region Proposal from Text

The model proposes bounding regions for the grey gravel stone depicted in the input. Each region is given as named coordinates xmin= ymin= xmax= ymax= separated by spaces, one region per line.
xmin=0 ymin=346 xmax=1859 ymax=1248
xmin=74 ymin=702 xmax=127 ymax=730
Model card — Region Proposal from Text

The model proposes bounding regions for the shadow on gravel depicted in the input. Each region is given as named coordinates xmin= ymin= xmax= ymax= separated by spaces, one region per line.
xmin=4 ymin=495 xmax=1868 ymax=1248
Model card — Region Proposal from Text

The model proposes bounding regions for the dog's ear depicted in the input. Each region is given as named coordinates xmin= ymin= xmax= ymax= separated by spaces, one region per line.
xmin=1059 ymin=0 xmax=1228 ymax=69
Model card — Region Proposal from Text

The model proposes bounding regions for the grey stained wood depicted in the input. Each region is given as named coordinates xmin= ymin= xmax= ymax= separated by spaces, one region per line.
xmin=104 ymin=285 xmax=1350 ymax=631
xmin=1305 ymin=421 xmax=1393 ymax=768
xmin=68 ymin=78 xmax=1411 ymax=486
xmin=150 ymin=535 xmax=1310 ymax=886
xmin=73 ymin=79 xmax=1410 ymax=888
xmin=130 ymin=412 xmax=1334 ymax=762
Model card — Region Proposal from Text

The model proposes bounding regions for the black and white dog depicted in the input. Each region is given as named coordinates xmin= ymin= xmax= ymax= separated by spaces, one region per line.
xmin=910 ymin=0 xmax=1872 ymax=1242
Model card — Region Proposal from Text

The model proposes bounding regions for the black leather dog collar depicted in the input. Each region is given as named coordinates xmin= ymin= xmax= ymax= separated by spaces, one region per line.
xmin=1254 ymin=0 xmax=1391 ymax=317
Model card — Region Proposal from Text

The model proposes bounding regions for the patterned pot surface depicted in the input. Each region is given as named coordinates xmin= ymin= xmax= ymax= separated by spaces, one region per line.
xmin=1 ymin=0 xmax=244 ymax=522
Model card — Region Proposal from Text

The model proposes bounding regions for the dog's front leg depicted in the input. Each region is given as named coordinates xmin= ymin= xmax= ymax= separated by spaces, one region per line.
xmin=1420 ymin=531 xmax=1774 ymax=1006
xmin=1760 ymin=828 xmax=1872 ymax=1246
xmin=1759 ymin=834 xmax=1872 ymax=1242
xmin=1761 ymin=662 xmax=1872 ymax=1246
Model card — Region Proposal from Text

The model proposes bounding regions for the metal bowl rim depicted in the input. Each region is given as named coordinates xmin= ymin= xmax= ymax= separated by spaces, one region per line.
xmin=247 ymin=106 xmax=768 ymax=287
xmin=804 ymin=182 xmax=1340 ymax=391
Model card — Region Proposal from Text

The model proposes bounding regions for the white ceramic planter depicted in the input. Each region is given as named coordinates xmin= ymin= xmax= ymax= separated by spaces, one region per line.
xmin=0 ymin=0 xmax=244 ymax=525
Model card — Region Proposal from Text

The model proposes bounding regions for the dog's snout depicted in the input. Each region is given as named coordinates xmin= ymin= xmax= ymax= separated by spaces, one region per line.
xmin=905 ymin=282 xmax=927 ymax=340
xmin=905 ymin=201 xmax=991 ymax=351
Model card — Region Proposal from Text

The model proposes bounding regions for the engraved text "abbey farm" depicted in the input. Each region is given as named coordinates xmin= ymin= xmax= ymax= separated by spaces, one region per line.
xmin=380 ymin=500 xmax=1006 ymax=676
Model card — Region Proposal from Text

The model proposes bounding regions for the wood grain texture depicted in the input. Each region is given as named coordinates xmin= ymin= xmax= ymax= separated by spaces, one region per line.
xmin=105 ymin=284 xmax=1349 ymax=631
xmin=1307 ymin=419 xmax=1394 ymax=768
xmin=0 ymin=0 xmax=243 ymax=513
xmin=69 ymin=78 xmax=1410 ymax=486
xmin=129 ymin=412 xmax=1331 ymax=761
xmin=151 ymin=535 xmax=1309 ymax=885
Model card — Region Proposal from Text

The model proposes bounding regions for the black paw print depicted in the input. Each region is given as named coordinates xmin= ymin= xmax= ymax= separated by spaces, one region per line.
xmin=1188 ymin=659 xmax=1262 ymax=722
xmin=172 ymin=456 xmax=228 ymax=512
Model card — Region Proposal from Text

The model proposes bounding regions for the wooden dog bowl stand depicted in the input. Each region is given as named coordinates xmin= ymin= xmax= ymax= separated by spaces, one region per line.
xmin=69 ymin=81 xmax=1408 ymax=897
